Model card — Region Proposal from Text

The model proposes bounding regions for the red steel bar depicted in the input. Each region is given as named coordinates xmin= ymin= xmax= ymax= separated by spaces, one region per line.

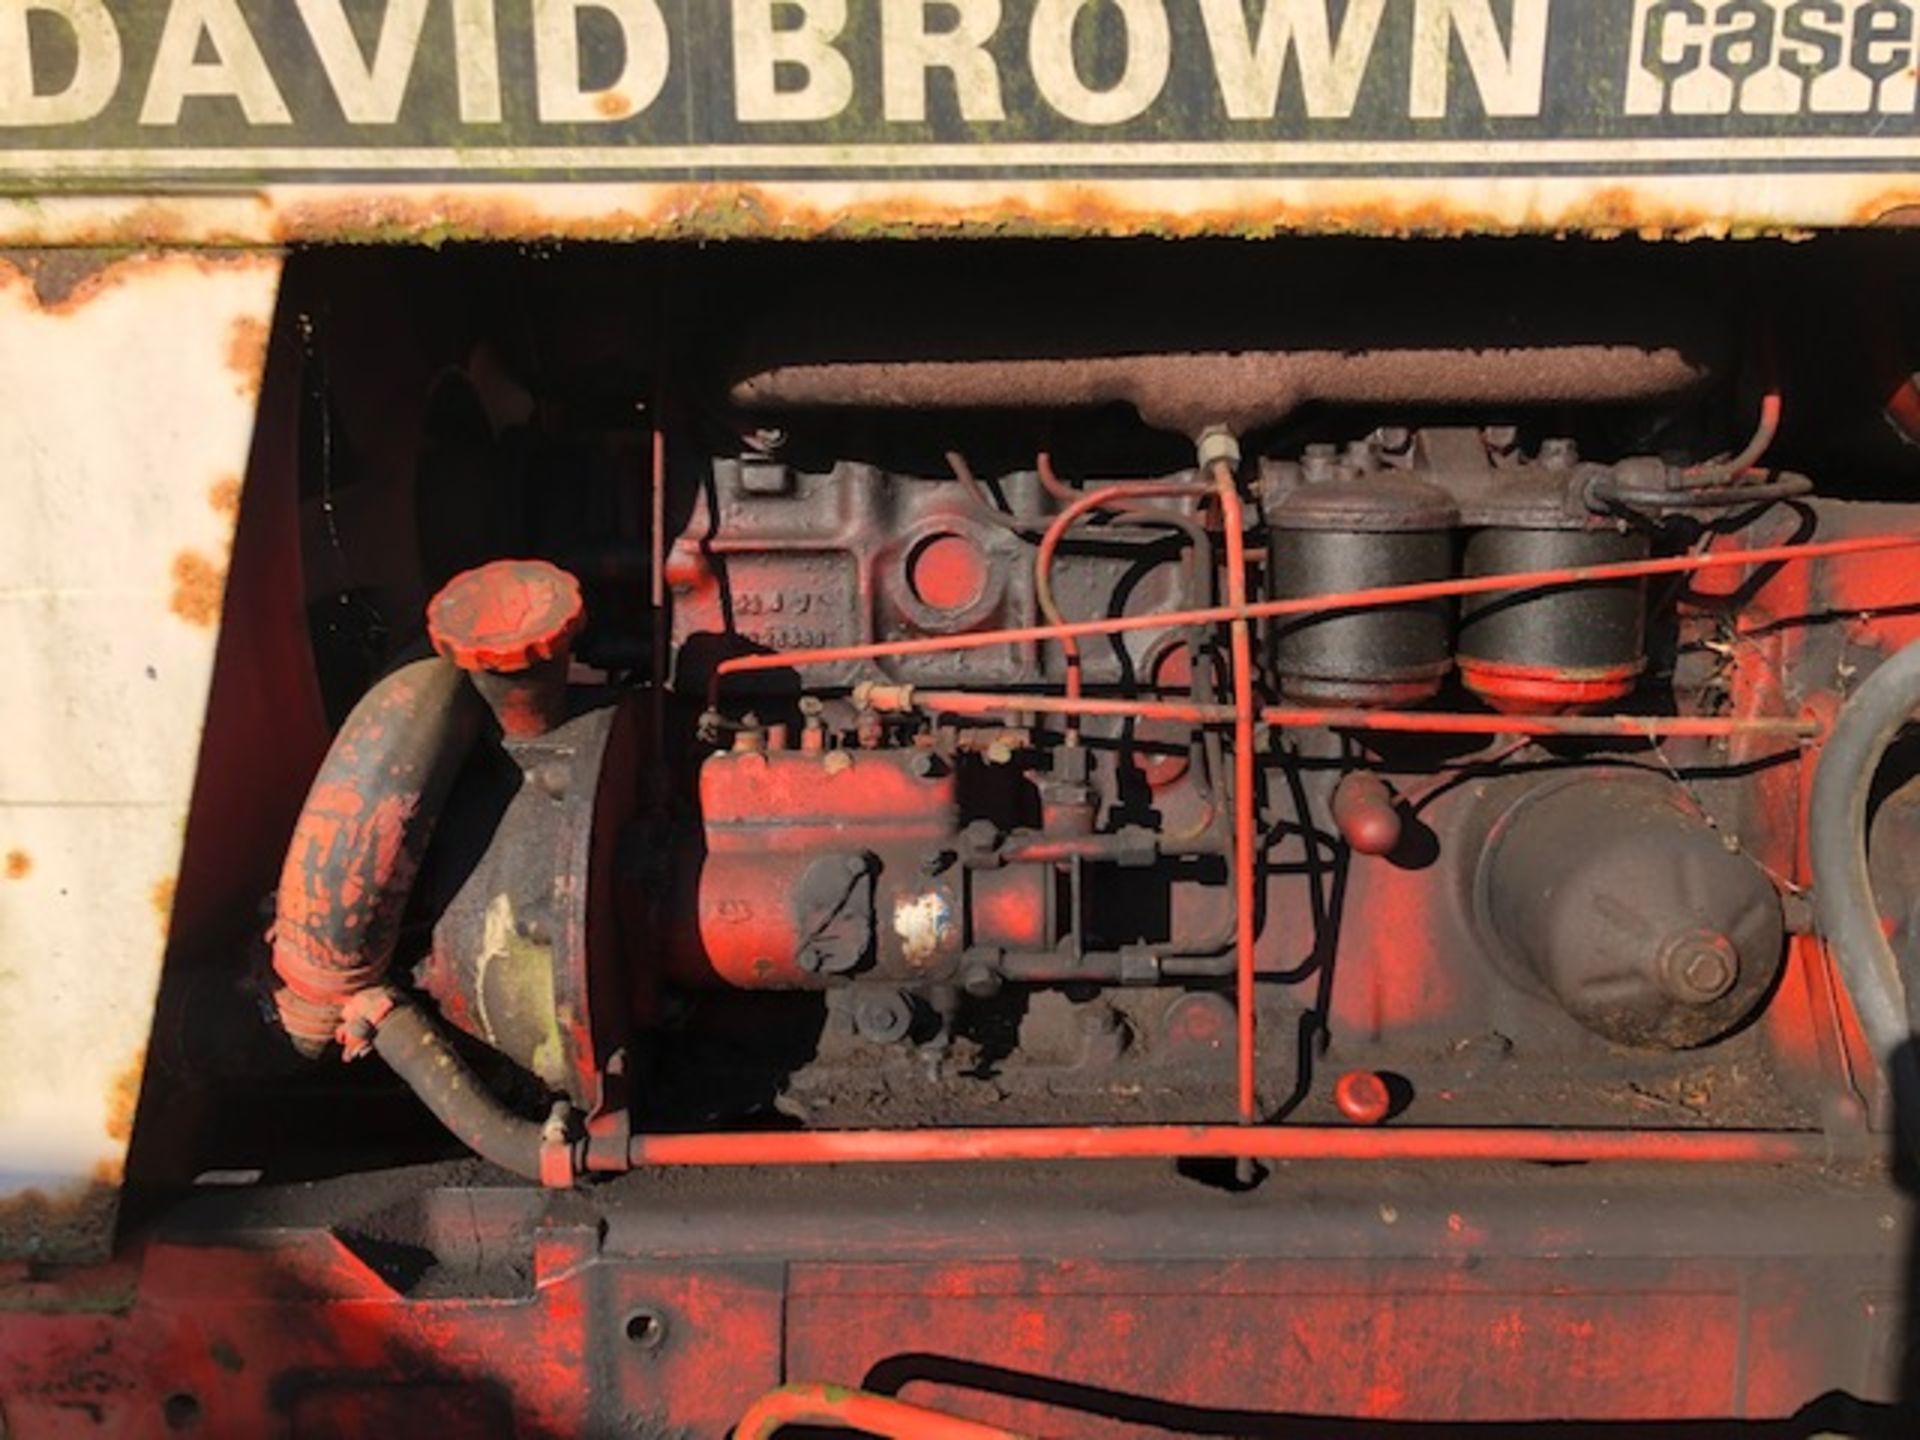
xmin=631 ymin=1125 xmax=1830 ymax=1167
xmin=1214 ymin=462 xmax=1261 ymax=1128
xmin=737 ymin=1384 xmax=1028 ymax=1440
xmin=710 ymin=532 xmax=1920 ymax=701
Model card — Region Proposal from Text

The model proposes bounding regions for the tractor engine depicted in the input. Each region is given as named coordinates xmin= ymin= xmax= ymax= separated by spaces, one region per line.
xmin=252 ymin=242 xmax=1907 ymax=1187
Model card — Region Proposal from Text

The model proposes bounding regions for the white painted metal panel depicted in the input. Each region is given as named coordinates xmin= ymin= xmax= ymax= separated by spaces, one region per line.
xmin=0 ymin=252 xmax=283 ymax=1260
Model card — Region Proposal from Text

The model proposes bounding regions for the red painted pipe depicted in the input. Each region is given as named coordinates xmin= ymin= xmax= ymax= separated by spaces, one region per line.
xmin=649 ymin=414 xmax=669 ymax=759
xmin=630 ymin=1125 xmax=1829 ymax=1167
xmin=1034 ymin=479 xmax=1210 ymax=724
xmin=1261 ymin=706 xmax=1820 ymax=740
xmin=1214 ymin=463 xmax=1261 ymax=1128
xmin=737 ymin=1384 xmax=1027 ymax=1440
xmin=915 ymin=690 xmax=1819 ymax=740
xmin=711 ymin=532 xmax=1920 ymax=700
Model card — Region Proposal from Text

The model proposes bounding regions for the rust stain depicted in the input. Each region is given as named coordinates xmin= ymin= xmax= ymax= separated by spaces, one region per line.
xmin=0 ymin=173 xmax=1896 ymax=246
xmin=226 ymin=314 xmax=269 ymax=394
xmin=4 ymin=849 xmax=29 ymax=880
xmin=0 ymin=248 xmax=278 ymax=316
xmin=103 ymin=1049 xmax=146 ymax=1145
xmin=170 ymin=550 xmax=225 ymax=627
xmin=1865 ymin=197 xmax=1920 ymax=227
xmin=247 ymin=178 xmax=1776 ymax=248
xmin=594 ymin=90 xmax=631 ymax=119
xmin=209 ymin=474 xmax=243 ymax=520
xmin=150 ymin=876 xmax=176 ymax=934
xmin=0 ymin=249 xmax=118 ymax=307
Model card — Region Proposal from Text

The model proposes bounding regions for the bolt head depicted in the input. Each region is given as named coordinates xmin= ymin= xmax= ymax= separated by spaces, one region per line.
xmin=1659 ymin=933 xmax=1740 ymax=1006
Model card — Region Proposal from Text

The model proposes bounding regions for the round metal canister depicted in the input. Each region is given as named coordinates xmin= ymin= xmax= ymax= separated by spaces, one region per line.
xmin=1269 ymin=473 xmax=1459 ymax=707
xmin=1475 ymin=773 xmax=1784 ymax=1050
xmin=1457 ymin=527 xmax=1649 ymax=714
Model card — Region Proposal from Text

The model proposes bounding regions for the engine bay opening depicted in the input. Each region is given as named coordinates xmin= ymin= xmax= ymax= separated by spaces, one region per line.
xmin=133 ymin=233 xmax=1920 ymax=1198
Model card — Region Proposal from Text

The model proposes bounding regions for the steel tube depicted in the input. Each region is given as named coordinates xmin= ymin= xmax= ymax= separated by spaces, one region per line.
xmin=915 ymin=690 xmax=1817 ymax=740
xmin=1214 ymin=463 xmax=1260 ymax=1128
xmin=1033 ymin=478 xmax=1210 ymax=725
xmin=630 ymin=1125 xmax=1829 ymax=1167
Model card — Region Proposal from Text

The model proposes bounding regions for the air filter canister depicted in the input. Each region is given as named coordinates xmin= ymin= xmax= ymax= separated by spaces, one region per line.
xmin=1269 ymin=470 xmax=1459 ymax=708
xmin=1457 ymin=526 xmax=1650 ymax=715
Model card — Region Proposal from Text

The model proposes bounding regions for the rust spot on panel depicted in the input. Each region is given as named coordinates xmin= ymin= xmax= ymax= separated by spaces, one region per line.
xmin=0 ymin=249 xmax=279 ymax=315
xmin=0 ymin=250 xmax=119 ymax=307
xmin=103 ymin=1051 xmax=145 ymax=1146
xmin=226 ymin=315 xmax=269 ymax=394
xmin=595 ymin=91 xmax=631 ymax=119
xmin=1866 ymin=199 xmax=1920 ymax=227
xmin=4 ymin=850 xmax=29 ymax=880
xmin=170 ymin=551 xmax=226 ymax=627
xmin=209 ymin=474 xmax=243 ymax=520
xmin=151 ymin=877 xmax=177 ymax=934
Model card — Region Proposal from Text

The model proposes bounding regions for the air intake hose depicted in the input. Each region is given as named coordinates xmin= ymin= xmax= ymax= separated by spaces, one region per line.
xmin=271 ymin=657 xmax=483 ymax=1056
xmin=1810 ymin=638 xmax=1920 ymax=1147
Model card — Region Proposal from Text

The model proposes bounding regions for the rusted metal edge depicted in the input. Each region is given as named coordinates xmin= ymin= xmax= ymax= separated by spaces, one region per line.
xmin=7 ymin=174 xmax=1920 ymax=248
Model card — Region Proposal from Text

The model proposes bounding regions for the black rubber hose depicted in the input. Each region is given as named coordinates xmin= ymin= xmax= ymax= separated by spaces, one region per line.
xmin=371 ymin=1000 xmax=557 ymax=1183
xmin=1588 ymin=470 xmax=1814 ymax=512
xmin=1810 ymin=639 xmax=1920 ymax=1138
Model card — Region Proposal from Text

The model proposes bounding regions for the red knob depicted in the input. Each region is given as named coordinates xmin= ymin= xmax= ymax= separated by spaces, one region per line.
xmin=1334 ymin=1070 xmax=1393 ymax=1126
xmin=428 ymin=560 xmax=585 ymax=674
xmin=1332 ymin=772 xmax=1403 ymax=857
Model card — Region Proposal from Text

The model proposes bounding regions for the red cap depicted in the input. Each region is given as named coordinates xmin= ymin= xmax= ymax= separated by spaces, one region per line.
xmin=1333 ymin=1070 xmax=1394 ymax=1126
xmin=427 ymin=560 xmax=585 ymax=673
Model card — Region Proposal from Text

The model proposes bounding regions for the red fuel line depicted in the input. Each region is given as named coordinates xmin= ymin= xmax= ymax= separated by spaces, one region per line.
xmin=631 ymin=1126 xmax=1830 ymax=1167
xmin=710 ymin=531 xmax=1920 ymax=703
xmin=913 ymin=690 xmax=1820 ymax=741
xmin=1214 ymin=462 xmax=1261 ymax=1128
xmin=1033 ymin=478 xmax=1209 ymax=730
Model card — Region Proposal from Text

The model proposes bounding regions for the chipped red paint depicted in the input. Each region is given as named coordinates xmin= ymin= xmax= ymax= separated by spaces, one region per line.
xmin=271 ymin=660 xmax=478 ymax=1052
xmin=0 ymin=1167 xmax=1904 ymax=1436
xmin=427 ymin=560 xmax=586 ymax=674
